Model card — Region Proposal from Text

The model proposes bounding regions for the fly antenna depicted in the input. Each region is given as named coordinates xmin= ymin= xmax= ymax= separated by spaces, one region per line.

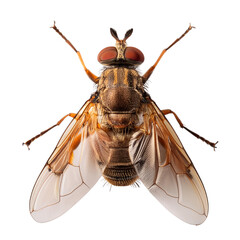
xmin=110 ymin=28 xmax=119 ymax=41
xmin=123 ymin=28 xmax=133 ymax=42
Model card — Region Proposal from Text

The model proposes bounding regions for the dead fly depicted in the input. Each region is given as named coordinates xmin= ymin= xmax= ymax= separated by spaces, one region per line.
xmin=23 ymin=22 xmax=217 ymax=225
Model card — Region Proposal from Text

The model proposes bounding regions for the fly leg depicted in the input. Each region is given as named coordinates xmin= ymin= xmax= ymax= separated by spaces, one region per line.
xmin=23 ymin=113 xmax=76 ymax=149
xmin=142 ymin=24 xmax=195 ymax=83
xmin=162 ymin=109 xmax=218 ymax=150
xmin=51 ymin=21 xmax=99 ymax=83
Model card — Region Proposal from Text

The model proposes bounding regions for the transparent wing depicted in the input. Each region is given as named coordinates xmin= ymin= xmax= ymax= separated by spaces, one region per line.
xmin=30 ymin=99 xmax=101 ymax=223
xmin=129 ymin=101 xmax=208 ymax=225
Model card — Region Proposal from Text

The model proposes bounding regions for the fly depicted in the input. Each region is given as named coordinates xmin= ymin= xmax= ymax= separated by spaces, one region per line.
xmin=23 ymin=22 xmax=217 ymax=225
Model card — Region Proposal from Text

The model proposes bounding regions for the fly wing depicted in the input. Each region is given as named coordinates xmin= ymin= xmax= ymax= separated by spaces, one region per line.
xmin=129 ymin=101 xmax=208 ymax=225
xmin=30 ymin=99 xmax=102 ymax=222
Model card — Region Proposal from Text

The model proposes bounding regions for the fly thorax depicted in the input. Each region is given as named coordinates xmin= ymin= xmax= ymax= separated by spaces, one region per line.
xmin=98 ymin=67 xmax=144 ymax=129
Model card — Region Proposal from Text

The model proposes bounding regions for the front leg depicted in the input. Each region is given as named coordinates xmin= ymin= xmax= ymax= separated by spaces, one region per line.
xmin=142 ymin=24 xmax=195 ymax=83
xmin=51 ymin=22 xmax=99 ymax=83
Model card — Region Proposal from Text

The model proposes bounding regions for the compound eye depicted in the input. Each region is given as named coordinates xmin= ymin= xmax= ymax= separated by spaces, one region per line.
xmin=98 ymin=47 xmax=117 ymax=63
xmin=124 ymin=47 xmax=144 ymax=64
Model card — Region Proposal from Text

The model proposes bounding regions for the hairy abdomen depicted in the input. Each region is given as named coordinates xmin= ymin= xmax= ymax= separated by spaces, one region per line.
xmin=103 ymin=147 xmax=138 ymax=186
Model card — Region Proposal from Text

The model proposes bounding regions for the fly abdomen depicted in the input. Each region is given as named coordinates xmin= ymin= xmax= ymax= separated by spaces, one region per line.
xmin=103 ymin=147 xmax=138 ymax=186
xmin=103 ymin=165 xmax=138 ymax=186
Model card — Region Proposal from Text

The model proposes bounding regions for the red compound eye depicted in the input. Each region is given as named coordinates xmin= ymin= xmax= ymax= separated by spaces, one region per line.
xmin=124 ymin=47 xmax=144 ymax=64
xmin=98 ymin=47 xmax=117 ymax=63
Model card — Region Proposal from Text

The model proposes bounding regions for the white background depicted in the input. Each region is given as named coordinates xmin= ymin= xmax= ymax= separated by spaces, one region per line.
xmin=1 ymin=0 xmax=239 ymax=239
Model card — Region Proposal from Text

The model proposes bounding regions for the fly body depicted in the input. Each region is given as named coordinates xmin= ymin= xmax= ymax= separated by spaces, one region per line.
xmin=24 ymin=23 xmax=217 ymax=225
xmin=97 ymin=67 xmax=145 ymax=186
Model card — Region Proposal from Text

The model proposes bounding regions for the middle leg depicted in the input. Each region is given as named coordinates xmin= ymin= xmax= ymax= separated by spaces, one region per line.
xmin=162 ymin=109 xmax=218 ymax=150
